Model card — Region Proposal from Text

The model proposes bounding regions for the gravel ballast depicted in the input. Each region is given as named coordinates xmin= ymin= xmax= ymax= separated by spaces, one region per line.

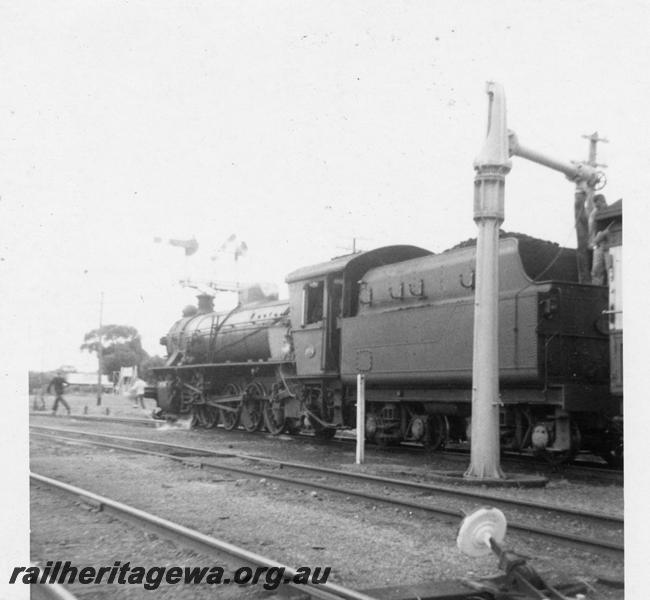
xmin=30 ymin=410 xmax=624 ymax=599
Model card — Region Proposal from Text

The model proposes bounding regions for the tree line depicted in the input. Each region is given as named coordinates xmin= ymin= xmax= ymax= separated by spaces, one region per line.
xmin=29 ymin=324 xmax=164 ymax=392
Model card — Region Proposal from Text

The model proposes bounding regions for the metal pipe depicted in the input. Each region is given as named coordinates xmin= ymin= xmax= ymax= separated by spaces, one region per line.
xmin=508 ymin=132 xmax=599 ymax=184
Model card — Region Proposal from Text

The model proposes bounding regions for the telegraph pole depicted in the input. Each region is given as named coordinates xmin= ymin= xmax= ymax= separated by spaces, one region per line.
xmin=583 ymin=131 xmax=608 ymax=168
xmin=96 ymin=292 xmax=104 ymax=406
xmin=581 ymin=132 xmax=609 ymax=235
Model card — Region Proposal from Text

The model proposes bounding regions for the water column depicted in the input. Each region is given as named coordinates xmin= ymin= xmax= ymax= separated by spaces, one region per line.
xmin=464 ymin=82 xmax=510 ymax=480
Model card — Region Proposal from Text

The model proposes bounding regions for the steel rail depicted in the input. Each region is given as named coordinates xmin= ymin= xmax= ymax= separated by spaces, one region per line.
xmin=30 ymin=472 xmax=379 ymax=600
xmin=29 ymin=572 xmax=80 ymax=600
xmin=30 ymin=413 xmax=158 ymax=427
xmin=30 ymin=424 xmax=622 ymax=525
xmin=29 ymin=412 xmax=623 ymax=482
xmin=31 ymin=427 xmax=624 ymax=555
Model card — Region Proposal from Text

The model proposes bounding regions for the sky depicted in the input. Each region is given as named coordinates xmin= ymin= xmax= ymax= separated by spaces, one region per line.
xmin=1 ymin=1 xmax=648 ymax=372
xmin=1 ymin=1 xmax=649 ymax=594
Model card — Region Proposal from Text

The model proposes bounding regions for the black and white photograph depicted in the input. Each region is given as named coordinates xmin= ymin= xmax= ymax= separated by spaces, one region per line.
xmin=1 ymin=1 xmax=646 ymax=598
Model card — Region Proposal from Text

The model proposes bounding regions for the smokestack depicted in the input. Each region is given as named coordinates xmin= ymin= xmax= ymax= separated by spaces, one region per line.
xmin=197 ymin=294 xmax=214 ymax=314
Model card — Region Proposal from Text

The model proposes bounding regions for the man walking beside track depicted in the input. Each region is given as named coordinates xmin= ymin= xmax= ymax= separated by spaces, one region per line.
xmin=47 ymin=370 xmax=71 ymax=415
xmin=129 ymin=377 xmax=147 ymax=409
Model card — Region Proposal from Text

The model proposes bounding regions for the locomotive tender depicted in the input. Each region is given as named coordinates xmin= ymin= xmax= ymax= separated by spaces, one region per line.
xmin=151 ymin=233 xmax=620 ymax=463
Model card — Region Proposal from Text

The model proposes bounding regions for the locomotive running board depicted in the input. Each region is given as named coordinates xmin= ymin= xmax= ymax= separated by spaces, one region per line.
xmin=151 ymin=359 xmax=293 ymax=372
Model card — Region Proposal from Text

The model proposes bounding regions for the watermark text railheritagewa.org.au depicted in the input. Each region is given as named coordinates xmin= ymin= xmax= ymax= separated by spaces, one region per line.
xmin=9 ymin=561 xmax=331 ymax=591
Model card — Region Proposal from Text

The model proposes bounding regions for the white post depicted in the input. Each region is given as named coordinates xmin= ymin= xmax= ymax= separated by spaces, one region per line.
xmin=465 ymin=82 xmax=510 ymax=480
xmin=356 ymin=374 xmax=366 ymax=464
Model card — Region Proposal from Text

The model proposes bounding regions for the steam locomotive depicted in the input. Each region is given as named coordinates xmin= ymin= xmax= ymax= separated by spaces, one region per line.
xmin=150 ymin=226 xmax=623 ymax=465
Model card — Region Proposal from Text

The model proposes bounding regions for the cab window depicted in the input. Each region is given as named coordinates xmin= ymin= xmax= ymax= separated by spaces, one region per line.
xmin=304 ymin=281 xmax=324 ymax=324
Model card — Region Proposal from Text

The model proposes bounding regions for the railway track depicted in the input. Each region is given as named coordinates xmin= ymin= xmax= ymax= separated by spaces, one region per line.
xmin=29 ymin=412 xmax=624 ymax=484
xmin=31 ymin=424 xmax=624 ymax=557
xmin=30 ymin=472 xmax=380 ymax=600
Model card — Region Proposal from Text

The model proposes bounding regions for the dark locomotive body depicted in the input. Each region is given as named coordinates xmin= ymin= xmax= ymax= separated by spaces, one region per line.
xmin=151 ymin=235 xmax=620 ymax=462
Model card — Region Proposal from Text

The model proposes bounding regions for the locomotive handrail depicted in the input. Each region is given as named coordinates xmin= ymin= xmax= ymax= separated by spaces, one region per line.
xmin=207 ymin=302 xmax=241 ymax=361
xmin=151 ymin=359 xmax=294 ymax=372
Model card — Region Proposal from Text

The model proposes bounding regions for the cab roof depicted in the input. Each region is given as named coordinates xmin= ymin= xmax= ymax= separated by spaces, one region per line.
xmin=285 ymin=245 xmax=432 ymax=284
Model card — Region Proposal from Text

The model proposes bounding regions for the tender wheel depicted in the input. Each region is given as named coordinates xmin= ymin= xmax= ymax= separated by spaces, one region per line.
xmin=500 ymin=407 xmax=532 ymax=452
xmin=534 ymin=448 xmax=576 ymax=466
xmin=219 ymin=383 xmax=242 ymax=431
xmin=597 ymin=418 xmax=623 ymax=468
xmin=532 ymin=421 xmax=581 ymax=466
xmin=424 ymin=415 xmax=449 ymax=451
xmin=365 ymin=413 xmax=378 ymax=443
xmin=241 ymin=382 xmax=265 ymax=432
xmin=375 ymin=433 xmax=395 ymax=447
xmin=600 ymin=436 xmax=623 ymax=468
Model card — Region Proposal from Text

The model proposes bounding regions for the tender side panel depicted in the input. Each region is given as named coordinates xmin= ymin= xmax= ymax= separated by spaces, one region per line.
xmin=340 ymin=290 xmax=540 ymax=385
xmin=339 ymin=238 xmax=542 ymax=386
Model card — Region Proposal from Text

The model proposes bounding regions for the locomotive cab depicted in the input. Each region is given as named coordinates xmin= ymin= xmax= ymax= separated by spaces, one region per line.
xmin=288 ymin=274 xmax=341 ymax=376
xmin=286 ymin=245 xmax=432 ymax=379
